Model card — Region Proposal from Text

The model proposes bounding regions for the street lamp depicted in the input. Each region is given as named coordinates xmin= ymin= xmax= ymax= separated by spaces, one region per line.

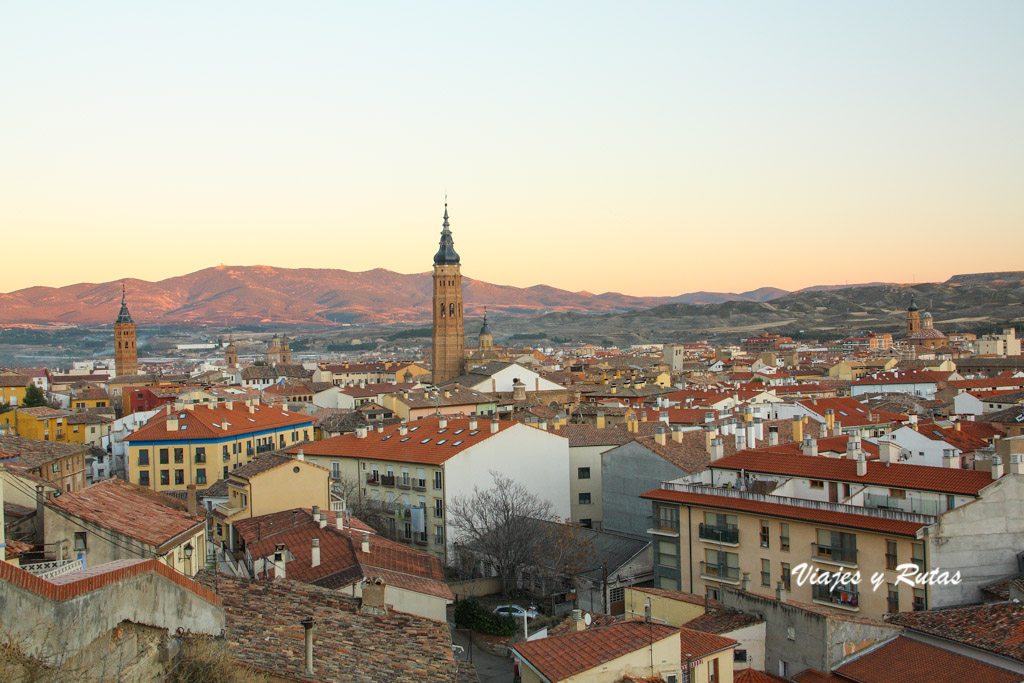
xmin=684 ymin=653 xmax=693 ymax=683
xmin=183 ymin=542 xmax=194 ymax=560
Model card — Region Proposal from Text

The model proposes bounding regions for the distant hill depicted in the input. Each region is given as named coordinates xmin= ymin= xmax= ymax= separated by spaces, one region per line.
xmin=0 ymin=265 xmax=791 ymax=326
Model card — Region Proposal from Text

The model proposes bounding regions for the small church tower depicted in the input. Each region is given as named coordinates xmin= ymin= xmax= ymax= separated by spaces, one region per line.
xmin=114 ymin=283 xmax=138 ymax=377
xmin=478 ymin=310 xmax=493 ymax=353
xmin=280 ymin=335 xmax=292 ymax=364
xmin=431 ymin=203 xmax=465 ymax=384
xmin=225 ymin=337 xmax=238 ymax=369
xmin=906 ymin=294 xmax=921 ymax=336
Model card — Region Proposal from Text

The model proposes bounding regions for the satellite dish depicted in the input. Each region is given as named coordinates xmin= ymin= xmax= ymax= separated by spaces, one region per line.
xmin=584 ymin=613 xmax=592 ymax=626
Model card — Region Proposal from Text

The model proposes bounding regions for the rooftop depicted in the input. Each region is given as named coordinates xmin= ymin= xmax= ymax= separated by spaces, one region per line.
xmin=124 ymin=402 xmax=313 ymax=442
xmin=0 ymin=435 xmax=89 ymax=470
xmin=832 ymin=636 xmax=1019 ymax=683
xmin=886 ymin=601 xmax=1024 ymax=664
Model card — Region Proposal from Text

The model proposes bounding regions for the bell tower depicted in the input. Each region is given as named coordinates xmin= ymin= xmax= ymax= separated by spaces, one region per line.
xmin=114 ymin=283 xmax=138 ymax=377
xmin=431 ymin=203 xmax=465 ymax=384
xmin=906 ymin=294 xmax=921 ymax=336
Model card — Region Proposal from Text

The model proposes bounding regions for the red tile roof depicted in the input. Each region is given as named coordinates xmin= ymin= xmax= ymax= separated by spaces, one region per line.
xmin=678 ymin=625 xmax=737 ymax=658
xmin=289 ymin=416 xmax=527 ymax=466
xmin=833 ymin=636 xmax=1020 ymax=682
xmin=853 ymin=369 xmax=954 ymax=385
xmin=797 ymin=397 xmax=907 ymax=427
xmin=885 ymin=602 xmax=1024 ymax=663
xmin=48 ymin=478 xmax=205 ymax=550
xmin=710 ymin=451 xmax=996 ymax=495
xmin=125 ymin=402 xmax=312 ymax=442
xmin=734 ymin=669 xmax=790 ymax=683
xmin=512 ymin=620 xmax=679 ymax=681
xmin=640 ymin=488 xmax=929 ymax=537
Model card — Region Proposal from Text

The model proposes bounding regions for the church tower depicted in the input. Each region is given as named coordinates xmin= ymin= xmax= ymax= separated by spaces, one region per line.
xmin=906 ymin=294 xmax=921 ymax=336
xmin=478 ymin=310 xmax=493 ymax=353
xmin=225 ymin=337 xmax=238 ymax=369
xmin=114 ymin=283 xmax=138 ymax=377
xmin=431 ymin=203 xmax=465 ymax=384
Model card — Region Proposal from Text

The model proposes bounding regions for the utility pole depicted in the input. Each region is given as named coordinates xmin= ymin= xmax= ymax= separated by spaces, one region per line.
xmin=602 ymin=561 xmax=608 ymax=613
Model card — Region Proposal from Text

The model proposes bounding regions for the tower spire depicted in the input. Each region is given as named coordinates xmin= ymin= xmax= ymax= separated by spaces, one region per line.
xmin=433 ymin=200 xmax=460 ymax=266
xmin=116 ymin=281 xmax=134 ymax=324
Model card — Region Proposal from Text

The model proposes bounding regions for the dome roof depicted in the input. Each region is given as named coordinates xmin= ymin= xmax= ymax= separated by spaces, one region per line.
xmin=479 ymin=314 xmax=492 ymax=336
xmin=909 ymin=328 xmax=946 ymax=340
xmin=921 ymin=311 xmax=933 ymax=319
xmin=433 ymin=204 xmax=460 ymax=266
xmin=907 ymin=295 xmax=919 ymax=312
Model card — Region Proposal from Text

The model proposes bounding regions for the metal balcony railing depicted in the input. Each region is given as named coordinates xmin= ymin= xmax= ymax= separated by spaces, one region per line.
xmin=699 ymin=523 xmax=739 ymax=544
xmin=413 ymin=479 xmax=427 ymax=491
xmin=381 ymin=475 xmax=396 ymax=487
xmin=812 ymin=543 xmax=858 ymax=564
xmin=647 ymin=515 xmax=679 ymax=533
xmin=700 ymin=561 xmax=740 ymax=582
xmin=365 ymin=473 xmax=380 ymax=485
xmin=812 ymin=584 xmax=859 ymax=608
xmin=397 ymin=477 xmax=411 ymax=489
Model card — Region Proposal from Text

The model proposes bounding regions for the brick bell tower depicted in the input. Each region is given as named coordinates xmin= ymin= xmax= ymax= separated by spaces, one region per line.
xmin=114 ymin=283 xmax=138 ymax=376
xmin=431 ymin=202 xmax=465 ymax=384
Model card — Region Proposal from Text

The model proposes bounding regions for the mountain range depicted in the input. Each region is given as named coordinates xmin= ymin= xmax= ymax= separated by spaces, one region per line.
xmin=0 ymin=266 xmax=1021 ymax=331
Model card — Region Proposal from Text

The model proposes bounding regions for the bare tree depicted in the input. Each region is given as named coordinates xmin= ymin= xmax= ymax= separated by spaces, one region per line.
xmin=330 ymin=475 xmax=402 ymax=542
xmin=447 ymin=471 xmax=558 ymax=596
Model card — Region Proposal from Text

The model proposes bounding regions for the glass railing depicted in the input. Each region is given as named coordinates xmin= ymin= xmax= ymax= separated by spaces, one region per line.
xmin=699 ymin=523 xmax=739 ymax=544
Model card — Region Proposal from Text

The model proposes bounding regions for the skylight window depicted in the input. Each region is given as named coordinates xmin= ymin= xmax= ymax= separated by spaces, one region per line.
xmin=400 ymin=437 xmax=410 ymax=442
xmin=180 ymin=425 xmax=187 ymax=430
xmin=248 ymin=418 xmax=256 ymax=422
xmin=409 ymin=426 xmax=420 ymax=432
xmin=452 ymin=440 xmax=463 ymax=446
xmin=382 ymin=435 xmax=392 ymax=441
xmin=438 ymin=428 xmax=447 ymax=434
xmin=437 ymin=439 xmax=447 ymax=445
xmin=469 ymin=430 xmax=479 ymax=436
xmin=454 ymin=429 xmax=465 ymax=435
xmin=420 ymin=438 xmax=432 ymax=444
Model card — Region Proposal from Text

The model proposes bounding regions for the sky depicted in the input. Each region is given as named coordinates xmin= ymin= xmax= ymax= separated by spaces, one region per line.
xmin=2 ymin=2 xmax=1023 ymax=296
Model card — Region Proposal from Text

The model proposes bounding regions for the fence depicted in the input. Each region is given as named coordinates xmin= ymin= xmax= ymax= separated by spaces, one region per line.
xmin=449 ymin=577 xmax=502 ymax=600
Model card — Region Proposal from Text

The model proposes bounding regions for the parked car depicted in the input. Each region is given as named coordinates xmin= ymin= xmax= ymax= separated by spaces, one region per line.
xmin=493 ymin=604 xmax=539 ymax=620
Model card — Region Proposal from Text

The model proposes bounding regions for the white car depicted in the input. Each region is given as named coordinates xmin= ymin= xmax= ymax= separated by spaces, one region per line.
xmin=493 ymin=604 xmax=539 ymax=620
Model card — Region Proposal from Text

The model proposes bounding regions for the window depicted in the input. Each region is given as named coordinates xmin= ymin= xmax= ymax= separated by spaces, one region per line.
xmin=656 ymin=504 xmax=679 ymax=531
xmin=889 ymin=488 xmax=906 ymax=499
xmin=435 ymin=525 xmax=444 ymax=545
xmin=332 ymin=462 xmax=341 ymax=478
xmin=761 ymin=559 xmax=771 ymax=586
xmin=704 ymin=549 xmax=739 ymax=580
xmin=434 ymin=498 xmax=443 ymax=517
xmin=74 ymin=532 xmax=87 ymax=551
xmin=139 ymin=471 xmax=150 ymax=487
xmin=815 ymin=529 xmax=858 ymax=564
xmin=609 ymin=586 xmax=625 ymax=604
xmin=159 ymin=448 xmax=169 ymax=464
xmin=195 ymin=447 xmax=206 ymax=464
xmin=734 ymin=650 xmax=748 ymax=663
xmin=913 ymin=587 xmax=927 ymax=611
xmin=160 ymin=470 xmax=170 ymax=486
xmin=781 ymin=562 xmax=791 ymax=591
xmin=580 ymin=519 xmax=592 ymax=528
xmin=577 ymin=466 xmax=591 ymax=479
xmin=887 ymin=583 xmax=899 ymax=613
xmin=52 ymin=463 xmax=60 ymax=473
xmin=705 ymin=585 xmax=719 ymax=600
xmin=885 ymin=540 xmax=898 ymax=570
xmin=760 ymin=520 xmax=770 ymax=548
xmin=222 ymin=445 xmax=230 ymax=461
xmin=196 ymin=468 xmax=207 ymax=485
xmin=911 ymin=542 xmax=925 ymax=572
xmin=780 ymin=523 xmax=790 ymax=551
xmin=138 ymin=449 xmax=150 ymax=466
xmin=658 ymin=540 xmax=677 ymax=568
xmin=174 ymin=448 xmax=184 ymax=464
xmin=810 ymin=480 xmax=824 ymax=489
xmin=175 ymin=469 xmax=184 ymax=485
xmin=433 ymin=470 xmax=443 ymax=489
xmin=223 ymin=466 xmax=229 ymax=479
xmin=578 ymin=492 xmax=591 ymax=505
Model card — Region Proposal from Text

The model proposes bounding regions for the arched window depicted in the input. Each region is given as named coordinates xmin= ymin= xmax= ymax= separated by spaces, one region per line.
xmin=449 ymin=303 xmax=455 ymax=317
xmin=440 ymin=303 xmax=446 ymax=318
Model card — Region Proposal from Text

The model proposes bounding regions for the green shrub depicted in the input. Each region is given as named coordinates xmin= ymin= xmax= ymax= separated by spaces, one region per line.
xmin=453 ymin=599 xmax=519 ymax=637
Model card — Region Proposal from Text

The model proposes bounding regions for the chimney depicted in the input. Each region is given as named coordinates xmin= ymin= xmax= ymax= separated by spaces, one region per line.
xmin=776 ymin=581 xmax=787 ymax=603
xmin=469 ymin=417 xmax=478 ymax=430
xmin=754 ymin=418 xmax=764 ymax=442
xmin=741 ymin=572 xmax=751 ymax=592
xmin=355 ymin=426 xmax=367 ymax=439
xmin=832 ymin=420 xmax=843 ymax=437
xmin=311 ymin=538 xmax=321 ymax=567
xmin=596 ymin=411 xmax=606 ymax=429
xmin=360 ymin=577 xmax=387 ymax=616
xmin=300 ymin=618 xmax=315 ymax=676
xmin=490 ymin=418 xmax=499 ymax=434
xmin=225 ymin=400 xmax=233 ymax=411
xmin=438 ymin=416 xmax=448 ymax=429
xmin=819 ymin=421 xmax=829 ymax=438
xmin=792 ymin=416 xmax=803 ymax=443
xmin=399 ymin=423 xmax=408 ymax=436
xmin=802 ymin=436 xmax=818 ymax=457
xmin=539 ymin=420 xmax=548 ymax=431
xmin=297 ymin=449 xmax=304 ymax=461
xmin=991 ymin=456 xmax=1004 ymax=480
xmin=570 ymin=608 xmax=586 ymax=632
xmin=879 ymin=440 xmax=899 ymax=465
xmin=671 ymin=425 xmax=684 ymax=443
xmin=361 ymin=533 xmax=370 ymax=553
xmin=825 ymin=408 xmax=835 ymax=431
xmin=745 ymin=422 xmax=756 ymax=449
xmin=704 ymin=411 xmax=715 ymax=424
xmin=954 ymin=421 xmax=961 ymax=432
xmin=710 ymin=437 xmax=724 ymax=461
xmin=312 ymin=505 xmax=321 ymax=523
xmin=1009 ymin=454 xmax=1024 ymax=475
xmin=942 ymin=448 xmax=959 ymax=469
xmin=273 ymin=543 xmax=287 ymax=579
xmin=735 ymin=429 xmax=746 ymax=451
xmin=186 ymin=485 xmax=198 ymax=516
xmin=336 ymin=512 xmax=345 ymax=530
xmin=248 ymin=403 xmax=255 ymax=414
xmin=377 ymin=424 xmax=384 ymax=434
xmin=166 ymin=416 xmax=178 ymax=432
xmin=856 ymin=452 xmax=867 ymax=477
xmin=655 ymin=425 xmax=667 ymax=446
xmin=768 ymin=426 xmax=779 ymax=446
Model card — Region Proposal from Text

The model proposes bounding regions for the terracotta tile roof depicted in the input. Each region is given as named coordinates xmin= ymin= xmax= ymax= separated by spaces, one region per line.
xmin=290 ymin=416 xmax=526 ymax=466
xmin=733 ymin=668 xmax=790 ymax=683
xmin=14 ymin=406 xmax=74 ymax=419
xmin=678 ymin=625 xmax=737 ymax=658
xmin=0 ymin=374 xmax=32 ymax=388
xmin=234 ymin=508 xmax=452 ymax=602
xmin=640 ymin=488 xmax=929 ymax=537
xmin=193 ymin=571 xmax=457 ymax=682
xmin=228 ymin=453 xmax=294 ymax=480
xmin=797 ymin=397 xmax=907 ymax=427
xmin=792 ymin=670 xmax=842 ymax=683
xmin=65 ymin=412 xmax=114 ymax=425
xmin=512 ymin=619 xmax=679 ymax=681
xmin=630 ymin=586 xmax=721 ymax=608
xmin=392 ymin=383 xmax=497 ymax=409
xmin=48 ymin=478 xmax=205 ymax=551
xmin=833 ymin=636 xmax=1020 ymax=682
xmin=853 ymin=369 xmax=954 ymax=385
xmin=124 ymin=402 xmax=313 ymax=442
xmin=0 ymin=435 xmax=89 ymax=470
xmin=915 ymin=421 xmax=997 ymax=453
xmin=709 ymin=451 xmax=995 ymax=495
xmin=556 ymin=423 xmax=635 ymax=448
xmin=682 ymin=608 xmax=763 ymax=635
xmin=885 ymin=602 xmax=1024 ymax=663
xmin=547 ymin=612 xmax=619 ymax=637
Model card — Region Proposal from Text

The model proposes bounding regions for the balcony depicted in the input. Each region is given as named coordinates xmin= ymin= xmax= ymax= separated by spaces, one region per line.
xmin=698 ymin=523 xmax=739 ymax=546
xmin=397 ymin=477 xmax=411 ymax=490
xmin=647 ymin=515 xmax=680 ymax=537
xmin=413 ymin=479 xmax=427 ymax=491
xmin=255 ymin=443 xmax=275 ymax=454
xmin=699 ymin=561 xmax=740 ymax=584
xmin=380 ymin=475 xmax=396 ymax=487
xmin=812 ymin=543 xmax=858 ymax=567
xmin=414 ymin=534 xmax=428 ymax=546
xmin=22 ymin=558 xmax=85 ymax=580
xmin=864 ymin=492 xmax=942 ymax=516
xmin=812 ymin=584 xmax=860 ymax=611
xmin=365 ymin=473 xmax=380 ymax=485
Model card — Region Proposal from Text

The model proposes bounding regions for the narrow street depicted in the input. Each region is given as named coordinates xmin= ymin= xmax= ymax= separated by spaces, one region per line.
xmin=451 ymin=626 xmax=515 ymax=683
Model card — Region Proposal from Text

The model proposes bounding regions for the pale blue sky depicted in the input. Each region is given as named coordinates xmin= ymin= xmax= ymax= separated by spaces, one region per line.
xmin=2 ymin=2 xmax=1022 ymax=295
